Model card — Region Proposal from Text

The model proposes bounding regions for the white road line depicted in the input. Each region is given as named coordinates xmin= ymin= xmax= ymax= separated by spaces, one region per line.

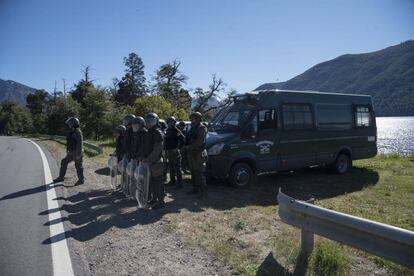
xmin=26 ymin=139 xmax=74 ymax=276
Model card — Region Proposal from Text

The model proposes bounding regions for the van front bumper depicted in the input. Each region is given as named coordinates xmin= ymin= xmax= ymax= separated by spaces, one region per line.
xmin=206 ymin=155 xmax=233 ymax=179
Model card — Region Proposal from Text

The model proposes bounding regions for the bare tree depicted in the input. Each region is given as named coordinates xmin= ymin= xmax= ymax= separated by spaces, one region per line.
xmin=81 ymin=65 xmax=94 ymax=83
xmin=193 ymin=74 xmax=236 ymax=115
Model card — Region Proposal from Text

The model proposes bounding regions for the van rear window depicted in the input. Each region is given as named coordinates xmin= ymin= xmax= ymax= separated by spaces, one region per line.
xmin=282 ymin=104 xmax=313 ymax=130
xmin=355 ymin=106 xmax=372 ymax=127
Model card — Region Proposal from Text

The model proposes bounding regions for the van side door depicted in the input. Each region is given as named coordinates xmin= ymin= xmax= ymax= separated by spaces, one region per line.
xmin=278 ymin=103 xmax=317 ymax=170
xmin=254 ymin=108 xmax=279 ymax=172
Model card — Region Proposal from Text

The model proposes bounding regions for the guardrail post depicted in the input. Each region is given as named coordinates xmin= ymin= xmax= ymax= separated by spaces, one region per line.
xmin=301 ymin=197 xmax=315 ymax=257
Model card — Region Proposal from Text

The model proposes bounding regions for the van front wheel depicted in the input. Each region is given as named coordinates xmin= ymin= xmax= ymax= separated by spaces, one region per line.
xmin=332 ymin=154 xmax=351 ymax=174
xmin=229 ymin=163 xmax=254 ymax=188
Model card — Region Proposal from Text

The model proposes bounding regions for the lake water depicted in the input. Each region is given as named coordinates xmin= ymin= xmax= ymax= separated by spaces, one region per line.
xmin=377 ymin=117 xmax=414 ymax=155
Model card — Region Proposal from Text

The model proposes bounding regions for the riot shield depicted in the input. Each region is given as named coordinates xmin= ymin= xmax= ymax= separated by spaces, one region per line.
xmin=126 ymin=159 xmax=138 ymax=197
xmin=108 ymin=155 xmax=118 ymax=190
xmin=118 ymin=157 xmax=129 ymax=194
xmin=134 ymin=162 xmax=151 ymax=208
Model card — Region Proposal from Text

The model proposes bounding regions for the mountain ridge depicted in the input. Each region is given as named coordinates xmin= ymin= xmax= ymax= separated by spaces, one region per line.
xmin=256 ymin=40 xmax=414 ymax=116
xmin=0 ymin=78 xmax=38 ymax=105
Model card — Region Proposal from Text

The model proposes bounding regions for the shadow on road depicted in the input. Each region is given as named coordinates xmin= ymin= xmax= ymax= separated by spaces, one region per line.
xmin=94 ymin=167 xmax=110 ymax=176
xmin=0 ymin=183 xmax=63 ymax=201
xmin=40 ymin=165 xmax=378 ymax=244
xmin=40 ymin=189 xmax=187 ymax=244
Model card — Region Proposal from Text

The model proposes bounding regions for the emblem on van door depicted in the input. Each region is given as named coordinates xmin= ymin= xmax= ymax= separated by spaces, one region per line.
xmin=256 ymin=140 xmax=274 ymax=154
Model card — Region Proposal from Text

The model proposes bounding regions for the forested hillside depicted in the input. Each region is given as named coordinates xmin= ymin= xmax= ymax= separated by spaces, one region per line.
xmin=256 ymin=41 xmax=414 ymax=116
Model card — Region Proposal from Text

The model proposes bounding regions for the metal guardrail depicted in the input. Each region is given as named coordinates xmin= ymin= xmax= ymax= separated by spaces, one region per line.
xmin=277 ymin=188 xmax=414 ymax=268
xmin=32 ymin=134 xmax=103 ymax=154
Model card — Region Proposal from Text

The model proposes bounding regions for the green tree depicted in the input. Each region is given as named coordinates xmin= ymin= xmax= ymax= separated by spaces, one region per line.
xmin=47 ymin=96 xmax=81 ymax=135
xmin=71 ymin=65 xmax=95 ymax=106
xmin=133 ymin=95 xmax=188 ymax=120
xmin=114 ymin=53 xmax=146 ymax=105
xmin=103 ymin=104 xmax=134 ymax=138
xmin=154 ymin=60 xmax=192 ymax=110
xmin=26 ymin=89 xmax=49 ymax=133
xmin=81 ymin=86 xmax=112 ymax=140
xmin=26 ymin=89 xmax=48 ymax=114
xmin=0 ymin=102 xmax=33 ymax=134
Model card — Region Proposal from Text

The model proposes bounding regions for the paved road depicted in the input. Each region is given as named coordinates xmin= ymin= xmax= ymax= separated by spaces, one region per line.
xmin=0 ymin=137 xmax=71 ymax=276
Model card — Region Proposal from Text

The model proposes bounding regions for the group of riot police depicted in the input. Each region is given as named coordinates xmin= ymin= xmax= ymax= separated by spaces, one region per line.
xmin=113 ymin=111 xmax=208 ymax=209
xmin=52 ymin=111 xmax=208 ymax=210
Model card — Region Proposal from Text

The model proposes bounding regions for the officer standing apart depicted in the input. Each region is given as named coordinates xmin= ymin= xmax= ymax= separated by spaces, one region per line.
xmin=183 ymin=112 xmax=208 ymax=197
xmin=53 ymin=117 xmax=84 ymax=185
xmin=165 ymin=116 xmax=185 ymax=189
xmin=143 ymin=113 xmax=166 ymax=209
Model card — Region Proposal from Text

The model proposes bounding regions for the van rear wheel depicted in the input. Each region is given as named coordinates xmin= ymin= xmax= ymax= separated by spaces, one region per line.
xmin=229 ymin=163 xmax=254 ymax=188
xmin=332 ymin=153 xmax=351 ymax=174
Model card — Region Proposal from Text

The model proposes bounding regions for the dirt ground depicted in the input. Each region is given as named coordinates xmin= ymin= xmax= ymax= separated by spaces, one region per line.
xmin=37 ymin=138 xmax=411 ymax=276
xmin=39 ymin=139 xmax=233 ymax=276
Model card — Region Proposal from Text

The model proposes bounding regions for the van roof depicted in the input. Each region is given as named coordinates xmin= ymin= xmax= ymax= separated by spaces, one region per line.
xmin=232 ymin=89 xmax=373 ymax=108
xmin=251 ymin=89 xmax=371 ymax=98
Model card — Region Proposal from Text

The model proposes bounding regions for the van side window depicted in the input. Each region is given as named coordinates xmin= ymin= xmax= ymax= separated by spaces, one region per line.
xmin=282 ymin=104 xmax=313 ymax=130
xmin=259 ymin=109 xmax=277 ymax=130
xmin=316 ymin=104 xmax=352 ymax=130
xmin=355 ymin=106 xmax=372 ymax=127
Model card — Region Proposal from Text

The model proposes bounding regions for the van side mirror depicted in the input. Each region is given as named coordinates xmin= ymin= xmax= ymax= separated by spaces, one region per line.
xmin=241 ymin=124 xmax=256 ymax=139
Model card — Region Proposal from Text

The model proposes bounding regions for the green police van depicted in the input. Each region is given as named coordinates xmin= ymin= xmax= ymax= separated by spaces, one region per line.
xmin=206 ymin=90 xmax=377 ymax=188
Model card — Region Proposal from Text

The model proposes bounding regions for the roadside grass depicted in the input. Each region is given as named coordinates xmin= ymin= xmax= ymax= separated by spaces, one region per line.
xmin=32 ymin=136 xmax=414 ymax=276
xmin=31 ymin=136 xmax=116 ymax=163
xmin=166 ymin=154 xmax=414 ymax=275
xmin=309 ymin=241 xmax=349 ymax=276
xmin=84 ymin=138 xmax=116 ymax=163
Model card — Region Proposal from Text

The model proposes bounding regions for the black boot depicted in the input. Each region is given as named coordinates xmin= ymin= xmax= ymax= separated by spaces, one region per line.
xmin=151 ymin=201 xmax=165 ymax=209
xmin=53 ymin=177 xmax=64 ymax=183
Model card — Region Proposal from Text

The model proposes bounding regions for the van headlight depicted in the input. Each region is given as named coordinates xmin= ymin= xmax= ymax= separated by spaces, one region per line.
xmin=207 ymin=143 xmax=224 ymax=156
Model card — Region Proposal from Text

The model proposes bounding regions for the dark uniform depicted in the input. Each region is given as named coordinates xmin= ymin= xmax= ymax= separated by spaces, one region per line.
xmin=185 ymin=115 xmax=208 ymax=195
xmin=54 ymin=118 xmax=84 ymax=185
xmin=131 ymin=130 xmax=144 ymax=160
xmin=143 ymin=124 xmax=165 ymax=206
xmin=124 ymin=127 xmax=134 ymax=159
xmin=165 ymin=123 xmax=185 ymax=188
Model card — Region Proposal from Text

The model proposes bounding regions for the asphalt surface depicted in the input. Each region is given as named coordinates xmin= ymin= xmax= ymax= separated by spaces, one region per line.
xmin=0 ymin=136 xmax=63 ymax=276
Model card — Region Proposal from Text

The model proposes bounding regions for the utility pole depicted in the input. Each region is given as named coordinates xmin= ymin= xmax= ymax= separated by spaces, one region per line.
xmin=53 ymin=80 xmax=58 ymax=100
xmin=62 ymin=78 xmax=67 ymax=97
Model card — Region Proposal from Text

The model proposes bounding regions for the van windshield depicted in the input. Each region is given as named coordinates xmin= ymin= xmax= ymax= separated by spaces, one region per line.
xmin=210 ymin=109 xmax=253 ymax=131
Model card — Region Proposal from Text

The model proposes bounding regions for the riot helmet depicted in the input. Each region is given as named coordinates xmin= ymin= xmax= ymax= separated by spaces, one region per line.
xmin=177 ymin=121 xmax=186 ymax=130
xmin=66 ymin=117 xmax=80 ymax=128
xmin=123 ymin=114 xmax=136 ymax=126
xmin=166 ymin=116 xmax=176 ymax=128
xmin=115 ymin=124 xmax=126 ymax=134
xmin=189 ymin=112 xmax=202 ymax=125
xmin=145 ymin=113 xmax=159 ymax=129
xmin=132 ymin=116 xmax=145 ymax=132
xmin=159 ymin=119 xmax=167 ymax=131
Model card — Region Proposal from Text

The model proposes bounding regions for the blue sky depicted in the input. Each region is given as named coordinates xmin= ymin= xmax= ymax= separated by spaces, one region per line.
xmin=0 ymin=0 xmax=413 ymax=95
